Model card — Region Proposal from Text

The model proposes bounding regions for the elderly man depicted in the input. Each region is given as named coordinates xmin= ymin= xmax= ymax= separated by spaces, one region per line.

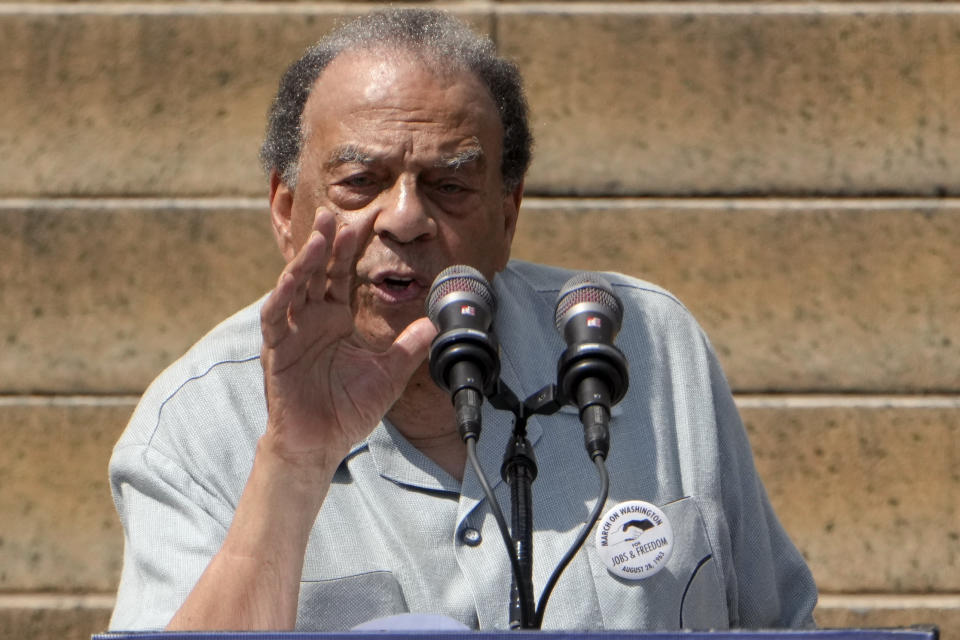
xmin=109 ymin=8 xmax=817 ymax=632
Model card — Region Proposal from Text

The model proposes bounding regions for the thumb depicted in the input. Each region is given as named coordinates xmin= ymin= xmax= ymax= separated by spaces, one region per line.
xmin=379 ymin=316 xmax=438 ymax=383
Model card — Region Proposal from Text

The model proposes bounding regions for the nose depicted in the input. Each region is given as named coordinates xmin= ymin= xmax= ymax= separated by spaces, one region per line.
xmin=373 ymin=176 xmax=437 ymax=244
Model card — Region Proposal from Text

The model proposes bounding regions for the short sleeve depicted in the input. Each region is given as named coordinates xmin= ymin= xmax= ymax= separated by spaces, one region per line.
xmin=109 ymin=443 xmax=233 ymax=630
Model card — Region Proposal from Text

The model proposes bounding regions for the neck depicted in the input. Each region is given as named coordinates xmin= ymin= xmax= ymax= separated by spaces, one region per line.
xmin=386 ymin=363 xmax=467 ymax=482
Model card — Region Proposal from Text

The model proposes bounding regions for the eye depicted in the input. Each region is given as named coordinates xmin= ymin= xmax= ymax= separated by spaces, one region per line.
xmin=431 ymin=175 xmax=479 ymax=197
xmin=436 ymin=182 xmax=465 ymax=195
xmin=328 ymin=172 xmax=383 ymax=210
xmin=343 ymin=174 xmax=377 ymax=189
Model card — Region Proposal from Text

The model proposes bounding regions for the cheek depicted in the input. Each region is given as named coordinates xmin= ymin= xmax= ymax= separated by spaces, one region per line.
xmin=444 ymin=219 xmax=510 ymax=273
xmin=288 ymin=198 xmax=320 ymax=249
xmin=482 ymin=203 xmax=515 ymax=260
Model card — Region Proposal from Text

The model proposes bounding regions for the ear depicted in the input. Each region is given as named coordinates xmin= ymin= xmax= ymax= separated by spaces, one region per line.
xmin=497 ymin=180 xmax=524 ymax=269
xmin=269 ymin=169 xmax=297 ymax=263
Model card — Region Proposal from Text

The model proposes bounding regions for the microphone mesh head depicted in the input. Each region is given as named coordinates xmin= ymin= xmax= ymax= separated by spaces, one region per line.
xmin=426 ymin=265 xmax=496 ymax=323
xmin=554 ymin=273 xmax=623 ymax=331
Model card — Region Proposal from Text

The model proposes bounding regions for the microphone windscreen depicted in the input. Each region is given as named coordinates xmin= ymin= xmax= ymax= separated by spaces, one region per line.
xmin=426 ymin=265 xmax=496 ymax=325
xmin=554 ymin=273 xmax=623 ymax=334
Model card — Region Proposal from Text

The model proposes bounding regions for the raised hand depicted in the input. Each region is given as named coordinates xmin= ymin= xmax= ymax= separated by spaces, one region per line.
xmin=259 ymin=208 xmax=437 ymax=470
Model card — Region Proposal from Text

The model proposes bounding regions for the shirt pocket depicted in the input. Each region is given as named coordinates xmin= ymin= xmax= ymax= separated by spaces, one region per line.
xmin=584 ymin=496 xmax=729 ymax=630
xmin=296 ymin=570 xmax=408 ymax=631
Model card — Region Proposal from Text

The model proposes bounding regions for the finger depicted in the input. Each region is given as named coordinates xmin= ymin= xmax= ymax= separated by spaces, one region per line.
xmin=312 ymin=206 xmax=338 ymax=237
xmin=261 ymin=271 xmax=297 ymax=347
xmin=296 ymin=231 xmax=333 ymax=308
xmin=285 ymin=216 xmax=337 ymax=311
xmin=325 ymin=208 xmax=377 ymax=304
xmin=264 ymin=218 xmax=334 ymax=342
xmin=324 ymin=222 xmax=361 ymax=304
xmin=285 ymin=208 xmax=336 ymax=290
xmin=299 ymin=209 xmax=344 ymax=304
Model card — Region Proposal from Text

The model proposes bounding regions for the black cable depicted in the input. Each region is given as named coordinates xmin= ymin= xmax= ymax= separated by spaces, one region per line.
xmin=464 ymin=436 xmax=536 ymax=627
xmin=532 ymin=453 xmax=610 ymax=628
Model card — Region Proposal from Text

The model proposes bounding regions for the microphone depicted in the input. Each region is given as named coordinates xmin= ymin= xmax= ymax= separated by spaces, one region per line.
xmin=426 ymin=265 xmax=501 ymax=440
xmin=554 ymin=273 xmax=629 ymax=459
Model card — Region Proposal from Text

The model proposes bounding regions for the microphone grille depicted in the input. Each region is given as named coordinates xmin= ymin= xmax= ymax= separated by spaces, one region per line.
xmin=426 ymin=265 xmax=496 ymax=323
xmin=554 ymin=273 xmax=623 ymax=331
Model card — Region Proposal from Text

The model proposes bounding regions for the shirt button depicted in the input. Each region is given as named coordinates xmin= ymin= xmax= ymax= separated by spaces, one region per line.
xmin=461 ymin=527 xmax=482 ymax=546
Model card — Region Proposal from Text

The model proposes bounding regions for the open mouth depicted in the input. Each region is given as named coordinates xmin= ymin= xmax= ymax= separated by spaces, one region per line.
xmin=369 ymin=272 xmax=426 ymax=303
xmin=382 ymin=276 xmax=415 ymax=291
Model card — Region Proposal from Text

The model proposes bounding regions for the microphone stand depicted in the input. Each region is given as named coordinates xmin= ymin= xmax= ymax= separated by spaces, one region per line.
xmin=488 ymin=383 xmax=565 ymax=630
xmin=502 ymin=430 xmax=536 ymax=629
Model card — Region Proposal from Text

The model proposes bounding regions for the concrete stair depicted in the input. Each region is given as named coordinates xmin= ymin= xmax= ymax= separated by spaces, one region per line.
xmin=1 ymin=2 xmax=957 ymax=638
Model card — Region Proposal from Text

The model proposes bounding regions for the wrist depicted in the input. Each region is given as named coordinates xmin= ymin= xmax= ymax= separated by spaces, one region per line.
xmin=253 ymin=432 xmax=342 ymax=513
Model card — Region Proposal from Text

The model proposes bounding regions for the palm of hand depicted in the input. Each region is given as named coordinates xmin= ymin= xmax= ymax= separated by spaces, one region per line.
xmin=260 ymin=212 xmax=436 ymax=467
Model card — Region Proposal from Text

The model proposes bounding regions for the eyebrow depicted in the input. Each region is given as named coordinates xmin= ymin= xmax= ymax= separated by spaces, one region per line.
xmin=436 ymin=144 xmax=485 ymax=171
xmin=327 ymin=144 xmax=375 ymax=169
xmin=326 ymin=141 xmax=486 ymax=171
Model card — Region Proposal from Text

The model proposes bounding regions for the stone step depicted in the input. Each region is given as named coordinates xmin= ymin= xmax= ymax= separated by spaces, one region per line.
xmin=499 ymin=3 xmax=960 ymax=196
xmin=0 ymin=198 xmax=282 ymax=394
xmin=0 ymin=594 xmax=113 ymax=640
xmin=2 ymin=197 xmax=957 ymax=394
xmin=814 ymin=595 xmax=960 ymax=638
xmin=515 ymin=198 xmax=960 ymax=393
xmin=740 ymin=394 xmax=960 ymax=593
xmin=1 ymin=4 xmax=958 ymax=196
xmin=0 ymin=396 xmax=133 ymax=593
xmin=0 ymin=395 xmax=956 ymax=596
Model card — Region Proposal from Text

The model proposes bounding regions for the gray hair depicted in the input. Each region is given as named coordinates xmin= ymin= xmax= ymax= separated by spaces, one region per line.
xmin=259 ymin=8 xmax=533 ymax=192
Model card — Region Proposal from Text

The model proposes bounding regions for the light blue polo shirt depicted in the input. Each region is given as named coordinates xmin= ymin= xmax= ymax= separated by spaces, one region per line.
xmin=109 ymin=260 xmax=817 ymax=631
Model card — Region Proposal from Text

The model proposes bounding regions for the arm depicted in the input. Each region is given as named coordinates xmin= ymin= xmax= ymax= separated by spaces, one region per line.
xmin=166 ymin=209 xmax=435 ymax=630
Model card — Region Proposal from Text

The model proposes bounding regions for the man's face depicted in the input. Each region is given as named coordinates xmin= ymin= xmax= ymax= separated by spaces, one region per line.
xmin=270 ymin=49 xmax=521 ymax=352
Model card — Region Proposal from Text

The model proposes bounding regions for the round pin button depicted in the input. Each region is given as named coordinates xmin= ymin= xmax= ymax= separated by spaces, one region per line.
xmin=461 ymin=527 xmax=482 ymax=547
xmin=594 ymin=500 xmax=674 ymax=580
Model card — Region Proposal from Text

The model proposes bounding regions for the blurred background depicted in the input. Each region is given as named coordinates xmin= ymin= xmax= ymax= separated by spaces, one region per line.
xmin=0 ymin=1 xmax=957 ymax=638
